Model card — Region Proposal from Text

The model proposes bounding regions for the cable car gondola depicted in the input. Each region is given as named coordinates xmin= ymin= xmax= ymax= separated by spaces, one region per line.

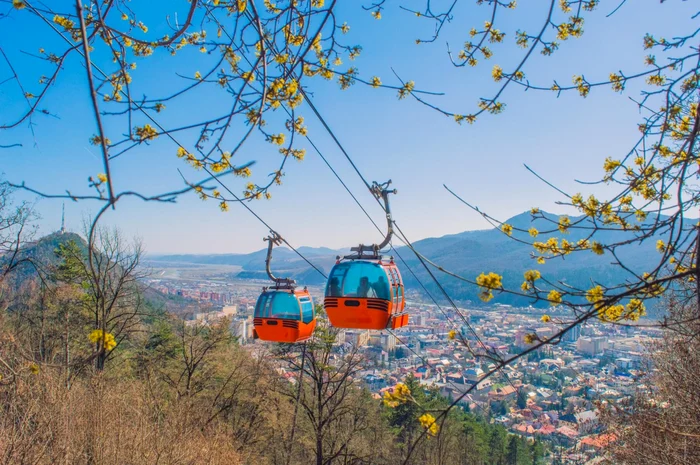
xmin=253 ymin=232 xmax=316 ymax=343
xmin=324 ymin=181 xmax=408 ymax=330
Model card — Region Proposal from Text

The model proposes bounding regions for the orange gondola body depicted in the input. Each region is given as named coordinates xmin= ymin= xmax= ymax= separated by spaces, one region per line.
xmin=253 ymin=288 xmax=316 ymax=343
xmin=252 ymin=232 xmax=316 ymax=343
xmin=323 ymin=180 xmax=408 ymax=330
xmin=324 ymin=258 xmax=407 ymax=330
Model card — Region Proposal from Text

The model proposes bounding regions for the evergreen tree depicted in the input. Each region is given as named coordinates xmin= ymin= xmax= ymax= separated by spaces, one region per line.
xmin=531 ymin=439 xmax=546 ymax=465
xmin=517 ymin=391 xmax=528 ymax=410
xmin=488 ymin=426 xmax=508 ymax=465
xmin=506 ymin=435 xmax=531 ymax=465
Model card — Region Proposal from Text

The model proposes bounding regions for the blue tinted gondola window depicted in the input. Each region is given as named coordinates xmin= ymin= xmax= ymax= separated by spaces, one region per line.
xmin=326 ymin=262 xmax=390 ymax=300
xmin=255 ymin=292 xmax=301 ymax=320
xmin=299 ymin=296 xmax=314 ymax=324
xmin=254 ymin=293 xmax=272 ymax=318
xmin=270 ymin=292 xmax=301 ymax=319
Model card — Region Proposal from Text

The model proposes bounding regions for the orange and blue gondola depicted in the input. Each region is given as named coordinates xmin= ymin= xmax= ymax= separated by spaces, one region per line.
xmin=253 ymin=233 xmax=316 ymax=343
xmin=324 ymin=181 xmax=408 ymax=330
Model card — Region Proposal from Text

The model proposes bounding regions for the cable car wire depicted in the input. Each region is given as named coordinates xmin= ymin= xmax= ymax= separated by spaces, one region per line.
xmin=32 ymin=5 xmax=328 ymax=283
xmin=299 ymin=88 xmax=497 ymax=359
xmin=298 ymin=96 xmax=527 ymax=404
xmin=385 ymin=328 xmax=494 ymax=419
xmin=302 ymin=120 xmax=461 ymax=329
xmin=294 ymin=86 xmax=530 ymax=403
xmin=204 ymin=171 xmax=328 ymax=280
xmin=305 ymin=123 xmax=527 ymax=406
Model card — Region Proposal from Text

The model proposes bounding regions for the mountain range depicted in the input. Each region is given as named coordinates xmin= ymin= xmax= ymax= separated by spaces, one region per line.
xmin=149 ymin=210 xmax=680 ymax=309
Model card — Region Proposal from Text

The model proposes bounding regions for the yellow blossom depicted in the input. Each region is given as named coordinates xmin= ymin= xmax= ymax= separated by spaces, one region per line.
xmin=88 ymin=329 xmax=117 ymax=351
xmin=268 ymin=133 xmax=285 ymax=146
xmin=591 ymin=242 xmax=604 ymax=255
xmin=625 ymin=299 xmax=646 ymax=320
xmin=220 ymin=201 xmax=229 ymax=212
xmin=492 ymin=65 xmax=503 ymax=82
xmin=541 ymin=314 xmax=551 ymax=323
xmin=371 ymin=76 xmax=382 ymax=88
xmin=371 ymin=10 xmax=381 ymax=20
xmin=383 ymin=383 xmax=411 ymax=407
xmin=135 ymin=124 xmax=158 ymax=141
xmin=586 ymin=285 xmax=604 ymax=304
xmin=523 ymin=333 xmax=536 ymax=344
xmin=501 ymin=223 xmax=513 ymax=236
xmin=419 ymin=413 xmax=439 ymax=436
xmin=548 ymin=290 xmax=562 ymax=305
xmin=397 ymin=80 xmax=415 ymax=99
xmin=53 ymin=15 xmax=75 ymax=30
xmin=195 ymin=71 xmax=202 ymax=80
xmin=609 ymin=73 xmax=624 ymax=92
xmin=528 ymin=227 xmax=538 ymax=238
xmin=476 ymin=272 xmax=503 ymax=290
xmin=97 ymin=173 xmax=108 ymax=183
xmin=448 ymin=330 xmax=456 ymax=340
xmin=13 ymin=0 xmax=26 ymax=9
xmin=646 ymin=74 xmax=666 ymax=86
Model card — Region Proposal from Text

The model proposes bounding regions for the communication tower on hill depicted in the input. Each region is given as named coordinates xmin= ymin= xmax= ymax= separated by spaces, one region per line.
xmin=59 ymin=203 xmax=66 ymax=234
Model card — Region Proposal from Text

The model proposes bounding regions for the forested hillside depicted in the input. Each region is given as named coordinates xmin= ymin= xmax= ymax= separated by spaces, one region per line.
xmin=0 ymin=231 xmax=547 ymax=465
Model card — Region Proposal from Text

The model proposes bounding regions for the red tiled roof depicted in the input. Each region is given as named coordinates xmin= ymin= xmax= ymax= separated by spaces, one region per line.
xmin=579 ymin=433 xmax=617 ymax=449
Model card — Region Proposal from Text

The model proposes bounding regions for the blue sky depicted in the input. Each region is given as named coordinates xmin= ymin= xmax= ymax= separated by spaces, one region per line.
xmin=0 ymin=0 xmax=695 ymax=254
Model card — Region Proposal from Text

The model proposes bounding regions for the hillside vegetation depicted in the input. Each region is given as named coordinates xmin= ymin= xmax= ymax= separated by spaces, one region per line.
xmin=0 ymin=231 xmax=546 ymax=465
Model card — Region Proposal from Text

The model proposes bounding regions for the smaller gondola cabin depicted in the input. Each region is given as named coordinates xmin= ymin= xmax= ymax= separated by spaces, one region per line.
xmin=253 ymin=288 xmax=316 ymax=343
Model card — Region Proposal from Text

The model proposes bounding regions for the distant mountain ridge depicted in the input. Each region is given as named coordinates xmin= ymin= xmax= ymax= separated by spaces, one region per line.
xmin=149 ymin=210 xmax=685 ymax=308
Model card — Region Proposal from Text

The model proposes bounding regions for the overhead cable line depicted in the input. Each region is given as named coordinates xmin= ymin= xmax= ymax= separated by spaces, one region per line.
xmin=31 ymin=3 xmax=327 ymax=282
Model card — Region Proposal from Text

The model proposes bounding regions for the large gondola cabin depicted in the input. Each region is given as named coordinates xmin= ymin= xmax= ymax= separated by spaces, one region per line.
xmin=324 ymin=257 xmax=407 ymax=330
xmin=323 ymin=181 xmax=408 ymax=330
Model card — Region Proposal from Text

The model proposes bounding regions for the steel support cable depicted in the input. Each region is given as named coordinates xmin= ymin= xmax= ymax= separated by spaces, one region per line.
xmin=291 ymin=80 xmax=489 ymax=346
xmin=301 ymin=112 xmax=515 ymax=412
xmin=31 ymin=5 xmax=328 ymax=282
xmin=302 ymin=125 xmax=460 ymax=328
xmin=385 ymin=328 xmax=492 ymax=419
xmin=303 ymin=91 xmax=501 ymax=367
xmin=202 ymin=170 xmax=328 ymax=280
xmin=391 ymin=222 xmax=528 ymax=404
xmin=299 ymin=92 xmax=528 ymax=405
xmin=301 ymin=93 xmax=509 ymax=367
xmin=294 ymin=77 xmax=528 ymax=402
